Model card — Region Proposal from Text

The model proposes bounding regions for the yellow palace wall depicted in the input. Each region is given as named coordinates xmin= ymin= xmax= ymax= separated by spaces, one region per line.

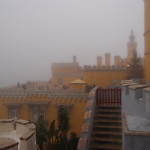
xmin=144 ymin=0 xmax=150 ymax=82
xmin=51 ymin=76 xmax=82 ymax=87
xmin=0 ymin=93 xmax=88 ymax=135
xmin=83 ymin=70 xmax=127 ymax=87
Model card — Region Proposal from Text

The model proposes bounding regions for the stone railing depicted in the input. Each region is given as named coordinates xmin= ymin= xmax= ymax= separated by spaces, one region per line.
xmin=77 ymin=87 xmax=98 ymax=150
xmin=0 ymin=119 xmax=36 ymax=150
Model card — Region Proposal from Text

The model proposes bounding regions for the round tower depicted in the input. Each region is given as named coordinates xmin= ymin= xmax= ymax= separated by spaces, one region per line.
xmin=97 ymin=56 xmax=102 ymax=66
xmin=144 ymin=0 xmax=150 ymax=82
xmin=127 ymin=30 xmax=137 ymax=63
xmin=105 ymin=53 xmax=111 ymax=66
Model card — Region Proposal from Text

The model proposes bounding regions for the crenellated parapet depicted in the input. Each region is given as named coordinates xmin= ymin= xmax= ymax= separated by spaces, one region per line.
xmin=0 ymin=81 xmax=51 ymax=95
xmin=83 ymin=65 xmax=126 ymax=71
xmin=51 ymin=62 xmax=80 ymax=69
xmin=0 ymin=88 xmax=88 ymax=103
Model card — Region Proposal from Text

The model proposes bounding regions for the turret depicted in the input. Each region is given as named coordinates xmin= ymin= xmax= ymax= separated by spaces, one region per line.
xmin=114 ymin=56 xmax=122 ymax=66
xmin=73 ymin=56 xmax=77 ymax=64
xmin=97 ymin=56 xmax=102 ymax=66
xmin=127 ymin=30 xmax=137 ymax=63
xmin=105 ymin=53 xmax=111 ymax=66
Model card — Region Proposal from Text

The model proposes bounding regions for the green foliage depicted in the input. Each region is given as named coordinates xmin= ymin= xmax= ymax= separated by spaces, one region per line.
xmin=36 ymin=115 xmax=49 ymax=150
xmin=57 ymin=134 xmax=68 ymax=150
xmin=127 ymin=50 xmax=144 ymax=79
xmin=68 ymin=132 xmax=79 ymax=150
xmin=36 ymin=107 xmax=79 ymax=150
xmin=57 ymin=106 xmax=69 ymax=133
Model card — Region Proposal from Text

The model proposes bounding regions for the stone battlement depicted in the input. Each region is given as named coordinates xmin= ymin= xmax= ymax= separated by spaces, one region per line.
xmin=51 ymin=62 xmax=81 ymax=70
xmin=83 ymin=65 xmax=126 ymax=71
xmin=0 ymin=89 xmax=88 ymax=100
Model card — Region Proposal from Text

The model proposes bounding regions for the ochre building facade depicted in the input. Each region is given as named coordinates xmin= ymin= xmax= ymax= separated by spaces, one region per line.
xmin=144 ymin=0 xmax=150 ymax=82
xmin=0 ymin=83 xmax=88 ymax=135
xmin=51 ymin=31 xmax=138 ymax=88
xmin=83 ymin=66 xmax=126 ymax=87
xmin=51 ymin=56 xmax=83 ymax=87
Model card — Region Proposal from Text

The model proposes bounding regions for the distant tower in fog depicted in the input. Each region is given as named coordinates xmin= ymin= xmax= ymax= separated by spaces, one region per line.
xmin=97 ymin=56 xmax=102 ymax=66
xmin=73 ymin=56 xmax=77 ymax=64
xmin=105 ymin=53 xmax=111 ymax=66
xmin=127 ymin=30 xmax=137 ymax=63
xmin=114 ymin=56 xmax=122 ymax=66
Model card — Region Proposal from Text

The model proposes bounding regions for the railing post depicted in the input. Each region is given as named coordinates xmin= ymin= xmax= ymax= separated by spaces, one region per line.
xmin=95 ymin=87 xmax=121 ymax=106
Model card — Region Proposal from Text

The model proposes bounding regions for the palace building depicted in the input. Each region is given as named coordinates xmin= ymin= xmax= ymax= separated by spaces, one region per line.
xmin=0 ymin=28 xmax=142 ymax=137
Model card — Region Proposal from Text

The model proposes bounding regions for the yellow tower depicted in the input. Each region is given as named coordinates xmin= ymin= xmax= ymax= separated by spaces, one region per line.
xmin=144 ymin=0 xmax=150 ymax=82
xmin=97 ymin=56 xmax=102 ymax=66
xmin=127 ymin=30 xmax=137 ymax=64
xmin=105 ymin=53 xmax=111 ymax=66
xmin=114 ymin=56 xmax=122 ymax=66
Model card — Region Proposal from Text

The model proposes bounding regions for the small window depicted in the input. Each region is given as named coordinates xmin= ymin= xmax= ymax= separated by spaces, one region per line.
xmin=11 ymin=109 xmax=18 ymax=120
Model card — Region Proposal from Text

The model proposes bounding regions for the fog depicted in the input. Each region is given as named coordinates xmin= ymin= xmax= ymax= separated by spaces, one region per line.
xmin=0 ymin=0 xmax=144 ymax=88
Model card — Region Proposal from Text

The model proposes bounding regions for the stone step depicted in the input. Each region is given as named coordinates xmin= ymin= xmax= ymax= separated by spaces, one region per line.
xmin=95 ymin=114 xmax=121 ymax=118
xmin=94 ymin=119 xmax=121 ymax=123
xmin=91 ymin=137 xmax=122 ymax=143
xmin=90 ymin=143 xmax=122 ymax=150
xmin=92 ymin=130 xmax=122 ymax=136
xmin=90 ymin=105 xmax=122 ymax=150
xmin=96 ymin=105 xmax=121 ymax=110
xmin=96 ymin=111 xmax=121 ymax=115
xmin=96 ymin=109 xmax=121 ymax=113
xmin=93 ymin=124 xmax=122 ymax=132
xmin=94 ymin=121 xmax=121 ymax=126
xmin=93 ymin=124 xmax=122 ymax=129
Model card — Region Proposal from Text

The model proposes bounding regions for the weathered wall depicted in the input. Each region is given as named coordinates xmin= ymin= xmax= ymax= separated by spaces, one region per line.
xmin=121 ymin=84 xmax=149 ymax=117
xmin=123 ymin=133 xmax=150 ymax=150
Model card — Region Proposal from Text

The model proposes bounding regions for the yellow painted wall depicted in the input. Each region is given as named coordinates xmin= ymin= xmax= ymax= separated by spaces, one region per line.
xmin=0 ymin=99 xmax=8 ymax=119
xmin=83 ymin=70 xmax=127 ymax=87
xmin=144 ymin=0 xmax=150 ymax=81
xmin=51 ymin=62 xmax=82 ymax=86
xmin=69 ymin=83 xmax=86 ymax=91
xmin=0 ymin=94 xmax=87 ymax=136
xmin=46 ymin=97 xmax=87 ymax=135
xmin=52 ymin=76 xmax=82 ymax=87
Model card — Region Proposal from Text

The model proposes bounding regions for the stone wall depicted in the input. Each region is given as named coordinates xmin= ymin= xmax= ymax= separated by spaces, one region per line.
xmin=77 ymin=87 xmax=97 ymax=150
xmin=121 ymin=81 xmax=150 ymax=117
xmin=121 ymin=80 xmax=150 ymax=150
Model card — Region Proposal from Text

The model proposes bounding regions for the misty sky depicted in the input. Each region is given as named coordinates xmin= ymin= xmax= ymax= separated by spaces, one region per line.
xmin=0 ymin=0 xmax=144 ymax=88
